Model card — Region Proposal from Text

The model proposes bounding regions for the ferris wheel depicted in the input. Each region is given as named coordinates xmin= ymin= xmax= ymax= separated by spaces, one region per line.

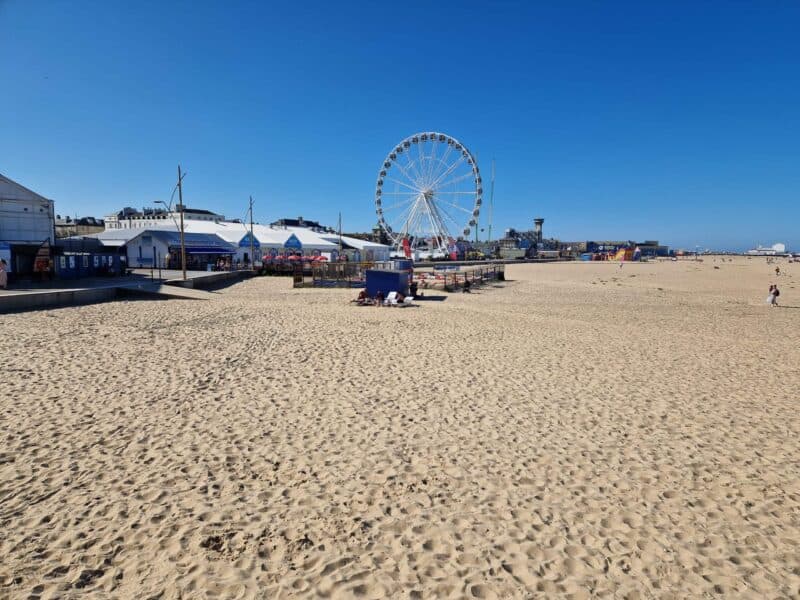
xmin=375 ymin=132 xmax=482 ymax=254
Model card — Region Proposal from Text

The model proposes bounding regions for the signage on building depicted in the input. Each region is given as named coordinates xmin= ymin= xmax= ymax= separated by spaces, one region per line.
xmin=239 ymin=233 xmax=261 ymax=248
xmin=283 ymin=234 xmax=302 ymax=249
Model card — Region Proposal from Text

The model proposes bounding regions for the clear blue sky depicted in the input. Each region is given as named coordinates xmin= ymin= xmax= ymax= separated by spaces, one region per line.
xmin=1 ymin=1 xmax=798 ymax=250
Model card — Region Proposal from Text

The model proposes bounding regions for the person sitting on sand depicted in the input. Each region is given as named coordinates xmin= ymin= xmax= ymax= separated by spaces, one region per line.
xmin=352 ymin=289 xmax=368 ymax=305
xmin=374 ymin=290 xmax=384 ymax=306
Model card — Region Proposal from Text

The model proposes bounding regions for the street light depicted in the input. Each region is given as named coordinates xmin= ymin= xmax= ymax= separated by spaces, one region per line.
xmin=155 ymin=166 xmax=187 ymax=281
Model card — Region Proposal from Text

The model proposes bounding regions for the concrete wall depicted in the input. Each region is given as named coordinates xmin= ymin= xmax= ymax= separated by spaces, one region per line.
xmin=0 ymin=287 xmax=118 ymax=313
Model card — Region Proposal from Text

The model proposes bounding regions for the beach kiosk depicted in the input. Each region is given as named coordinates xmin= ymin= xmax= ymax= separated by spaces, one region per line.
xmin=365 ymin=267 xmax=410 ymax=299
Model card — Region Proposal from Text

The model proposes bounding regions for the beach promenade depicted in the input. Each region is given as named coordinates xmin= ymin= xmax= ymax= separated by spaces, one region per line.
xmin=0 ymin=258 xmax=798 ymax=598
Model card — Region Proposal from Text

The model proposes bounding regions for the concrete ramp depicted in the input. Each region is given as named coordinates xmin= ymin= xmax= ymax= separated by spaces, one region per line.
xmin=0 ymin=271 xmax=245 ymax=313
xmin=117 ymin=282 xmax=215 ymax=301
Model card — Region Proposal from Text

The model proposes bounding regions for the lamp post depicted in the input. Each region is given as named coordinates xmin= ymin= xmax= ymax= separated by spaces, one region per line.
xmin=155 ymin=165 xmax=187 ymax=280
xmin=177 ymin=165 xmax=186 ymax=280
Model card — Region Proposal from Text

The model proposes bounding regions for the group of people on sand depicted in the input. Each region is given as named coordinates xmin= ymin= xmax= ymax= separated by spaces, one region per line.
xmin=352 ymin=280 xmax=420 ymax=307
xmin=353 ymin=289 xmax=405 ymax=306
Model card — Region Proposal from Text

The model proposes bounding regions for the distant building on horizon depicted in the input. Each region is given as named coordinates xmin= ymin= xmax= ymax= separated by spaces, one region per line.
xmin=104 ymin=206 xmax=225 ymax=229
xmin=55 ymin=215 xmax=105 ymax=238
xmin=746 ymin=243 xmax=788 ymax=256
xmin=269 ymin=216 xmax=333 ymax=232
xmin=556 ymin=240 xmax=669 ymax=256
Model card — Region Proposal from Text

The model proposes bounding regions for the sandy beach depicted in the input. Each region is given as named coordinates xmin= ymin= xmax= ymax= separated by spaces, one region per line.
xmin=1 ymin=257 xmax=798 ymax=599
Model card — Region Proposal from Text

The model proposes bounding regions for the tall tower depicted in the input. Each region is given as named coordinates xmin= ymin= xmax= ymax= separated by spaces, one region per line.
xmin=534 ymin=218 xmax=544 ymax=243
xmin=372 ymin=222 xmax=387 ymax=244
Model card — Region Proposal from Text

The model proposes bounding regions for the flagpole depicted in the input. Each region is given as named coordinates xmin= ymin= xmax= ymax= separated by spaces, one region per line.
xmin=488 ymin=159 xmax=495 ymax=243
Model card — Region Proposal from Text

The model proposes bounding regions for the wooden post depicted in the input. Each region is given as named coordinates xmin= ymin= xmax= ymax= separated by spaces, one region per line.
xmin=249 ymin=196 xmax=255 ymax=271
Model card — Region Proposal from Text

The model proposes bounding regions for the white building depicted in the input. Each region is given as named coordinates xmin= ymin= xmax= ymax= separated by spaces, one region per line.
xmin=179 ymin=222 xmax=341 ymax=264
xmin=313 ymin=231 xmax=391 ymax=262
xmin=0 ymin=173 xmax=56 ymax=273
xmin=746 ymin=243 xmax=788 ymax=256
xmin=85 ymin=227 xmax=237 ymax=268
xmin=88 ymin=217 xmax=392 ymax=266
xmin=104 ymin=206 xmax=225 ymax=229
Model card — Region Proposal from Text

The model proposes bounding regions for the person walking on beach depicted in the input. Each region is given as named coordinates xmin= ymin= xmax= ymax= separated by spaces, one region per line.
xmin=0 ymin=259 xmax=7 ymax=290
xmin=775 ymin=266 xmax=781 ymax=277
xmin=767 ymin=284 xmax=779 ymax=307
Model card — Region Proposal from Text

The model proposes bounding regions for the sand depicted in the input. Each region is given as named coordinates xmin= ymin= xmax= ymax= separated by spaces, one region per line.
xmin=1 ymin=257 xmax=798 ymax=599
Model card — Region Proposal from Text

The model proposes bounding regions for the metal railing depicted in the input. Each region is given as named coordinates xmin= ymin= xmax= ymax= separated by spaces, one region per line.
xmin=416 ymin=264 xmax=505 ymax=292
xmin=296 ymin=261 xmax=376 ymax=288
xmin=292 ymin=262 xmax=506 ymax=290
